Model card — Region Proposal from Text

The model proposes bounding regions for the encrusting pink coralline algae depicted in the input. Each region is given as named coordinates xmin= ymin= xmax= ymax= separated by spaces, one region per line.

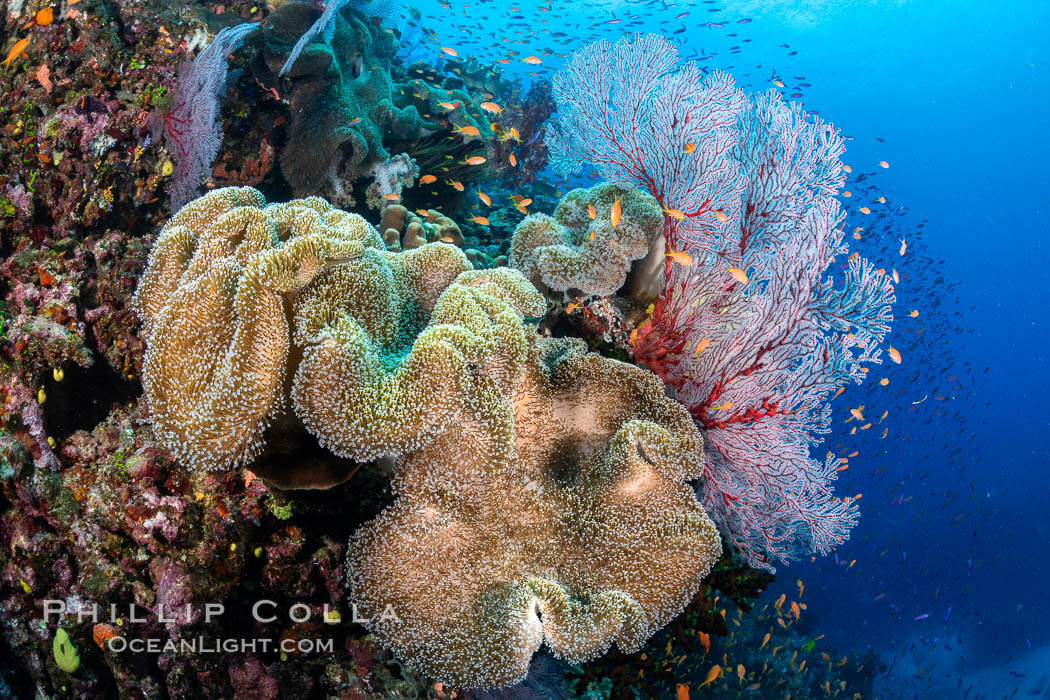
xmin=547 ymin=33 xmax=896 ymax=571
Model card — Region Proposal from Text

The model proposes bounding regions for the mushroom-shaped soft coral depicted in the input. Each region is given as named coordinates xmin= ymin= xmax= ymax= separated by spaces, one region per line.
xmin=133 ymin=187 xmax=384 ymax=472
xmin=291 ymin=257 xmax=546 ymax=462
xmin=347 ymin=336 xmax=721 ymax=689
xmin=509 ymin=183 xmax=664 ymax=300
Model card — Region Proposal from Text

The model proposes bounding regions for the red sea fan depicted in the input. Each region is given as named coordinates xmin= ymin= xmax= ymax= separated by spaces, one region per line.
xmin=547 ymin=34 xmax=895 ymax=571
xmin=155 ymin=22 xmax=258 ymax=211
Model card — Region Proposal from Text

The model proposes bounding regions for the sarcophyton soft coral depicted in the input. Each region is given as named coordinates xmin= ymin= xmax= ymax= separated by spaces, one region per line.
xmin=349 ymin=335 xmax=721 ymax=688
xmin=134 ymin=186 xmax=544 ymax=476
xmin=509 ymin=182 xmax=665 ymax=301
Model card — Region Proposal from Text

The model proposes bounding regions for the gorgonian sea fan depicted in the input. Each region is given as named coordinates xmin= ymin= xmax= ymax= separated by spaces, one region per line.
xmin=547 ymin=34 xmax=895 ymax=572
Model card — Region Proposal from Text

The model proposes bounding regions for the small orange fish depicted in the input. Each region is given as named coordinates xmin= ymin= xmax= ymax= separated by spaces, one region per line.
xmin=898 ymin=238 xmax=907 ymax=256
xmin=479 ymin=101 xmax=502 ymax=115
xmin=891 ymin=268 xmax=899 ymax=283
xmin=879 ymin=160 xmax=889 ymax=168
xmin=849 ymin=407 xmax=864 ymax=421
xmin=908 ymin=309 xmax=919 ymax=317
xmin=587 ymin=203 xmax=597 ymax=219
xmin=566 ymin=302 xmax=581 ymax=313
xmin=666 ymin=248 xmax=693 ymax=266
xmin=35 ymin=8 xmax=54 ymax=25
xmin=713 ymin=401 xmax=732 ymax=411
xmin=843 ymin=164 xmax=853 ymax=173
xmin=438 ymin=101 xmax=461 ymax=111
xmin=773 ymin=79 xmax=785 ymax=87
xmin=610 ymin=196 xmax=622 ymax=227
xmin=694 ymin=338 xmax=710 ymax=356
xmin=463 ymin=156 xmax=486 ymax=165
xmin=737 ymin=664 xmax=746 ymax=681
xmin=477 ymin=190 xmax=491 ymax=206
xmin=467 ymin=215 xmax=490 ymax=226
xmin=523 ymin=56 xmax=542 ymax=64
xmin=729 ymin=267 xmax=748 ymax=284
xmin=676 ymin=683 xmax=689 ymax=700
xmin=888 ymin=346 xmax=902 ymax=364
xmin=509 ymin=153 xmax=517 ymax=167
xmin=842 ymin=190 xmax=852 ymax=198
xmin=453 ymin=125 xmax=481 ymax=137
xmin=790 ymin=601 xmax=801 ymax=620
xmin=2 ymin=37 xmax=30 ymax=70
xmin=440 ymin=47 xmax=458 ymax=57
xmin=683 ymin=142 xmax=695 ymax=154
xmin=699 ymin=665 xmax=721 ymax=688
xmin=859 ymin=206 xmax=871 ymax=214
xmin=697 ymin=630 xmax=711 ymax=654
xmin=383 ymin=192 xmax=400 ymax=201
xmin=447 ymin=180 xmax=464 ymax=192
xmin=713 ymin=209 xmax=728 ymax=223
xmin=760 ymin=632 xmax=770 ymax=649
xmin=662 ymin=208 xmax=686 ymax=220
xmin=879 ymin=377 xmax=889 ymax=386
xmin=419 ymin=174 xmax=437 ymax=184
xmin=877 ymin=195 xmax=886 ymax=203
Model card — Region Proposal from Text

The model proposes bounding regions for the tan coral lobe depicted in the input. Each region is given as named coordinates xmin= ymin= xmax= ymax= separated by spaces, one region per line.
xmin=347 ymin=336 xmax=721 ymax=689
xmin=509 ymin=183 xmax=664 ymax=298
xmin=133 ymin=188 xmax=381 ymax=472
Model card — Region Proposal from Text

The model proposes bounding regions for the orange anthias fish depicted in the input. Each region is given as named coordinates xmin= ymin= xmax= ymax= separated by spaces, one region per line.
xmin=898 ymin=238 xmax=907 ymax=256
xmin=888 ymin=346 xmax=902 ymax=364
xmin=729 ymin=267 xmax=748 ymax=284
xmin=694 ymin=338 xmax=710 ymax=356
xmin=383 ymin=192 xmax=400 ymax=201
xmin=713 ymin=209 xmax=728 ymax=223
xmin=610 ymin=196 xmax=622 ymax=227
xmin=523 ymin=55 xmax=542 ymax=64
xmin=477 ymin=190 xmax=491 ymax=206
xmin=683 ymin=141 xmax=695 ymax=154
xmin=587 ymin=203 xmax=597 ymax=219
xmin=479 ymin=101 xmax=502 ymax=115
xmin=463 ymin=156 xmax=486 ymax=165
xmin=697 ymin=630 xmax=711 ymax=654
xmin=447 ymin=180 xmax=465 ymax=192
xmin=699 ymin=665 xmax=721 ymax=688
xmin=676 ymin=683 xmax=689 ymax=700
xmin=419 ymin=174 xmax=437 ymax=185
xmin=2 ymin=37 xmax=31 ymax=70
xmin=666 ymin=248 xmax=693 ymax=266
xmin=440 ymin=47 xmax=458 ymax=56
xmin=453 ymin=125 xmax=481 ymax=137
xmin=509 ymin=153 xmax=518 ymax=167
xmin=467 ymin=215 xmax=490 ymax=226
xmin=880 ymin=160 xmax=890 ymax=168
xmin=760 ymin=632 xmax=770 ymax=649
xmin=662 ymin=207 xmax=686 ymax=220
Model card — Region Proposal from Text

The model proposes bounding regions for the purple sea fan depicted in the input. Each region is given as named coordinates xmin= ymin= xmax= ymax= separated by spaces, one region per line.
xmin=547 ymin=34 xmax=896 ymax=572
xmin=157 ymin=22 xmax=258 ymax=211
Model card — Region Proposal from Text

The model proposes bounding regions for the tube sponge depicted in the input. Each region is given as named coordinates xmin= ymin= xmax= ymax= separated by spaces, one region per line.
xmin=347 ymin=335 xmax=721 ymax=688
xmin=509 ymin=183 xmax=663 ymax=297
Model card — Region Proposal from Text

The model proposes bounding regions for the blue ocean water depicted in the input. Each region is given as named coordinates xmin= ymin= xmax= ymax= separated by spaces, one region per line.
xmin=407 ymin=0 xmax=1050 ymax=695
